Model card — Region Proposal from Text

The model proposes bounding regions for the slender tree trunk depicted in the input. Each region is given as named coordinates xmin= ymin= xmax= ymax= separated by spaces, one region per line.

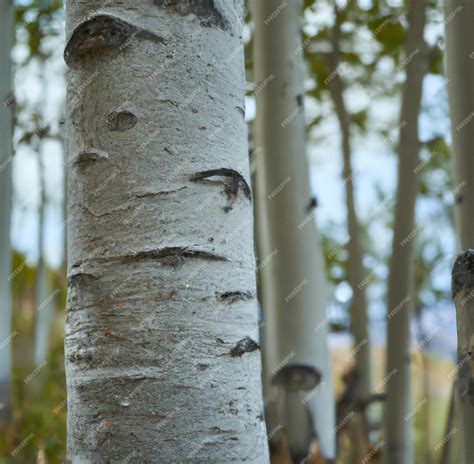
xmin=252 ymin=0 xmax=335 ymax=461
xmin=64 ymin=1 xmax=269 ymax=462
xmin=384 ymin=2 xmax=428 ymax=463
xmin=440 ymin=383 xmax=456 ymax=464
xmin=452 ymin=251 xmax=474 ymax=463
xmin=0 ymin=0 xmax=14 ymax=427
xmin=328 ymin=9 xmax=372 ymax=406
xmin=444 ymin=0 xmax=474 ymax=252
xmin=444 ymin=5 xmax=474 ymax=461
xmin=419 ymin=350 xmax=432 ymax=464
xmin=34 ymin=146 xmax=53 ymax=365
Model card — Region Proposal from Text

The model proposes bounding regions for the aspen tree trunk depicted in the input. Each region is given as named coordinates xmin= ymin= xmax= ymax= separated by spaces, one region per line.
xmin=328 ymin=9 xmax=372 ymax=405
xmin=0 ymin=0 xmax=14 ymax=427
xmin=64 ymin=1 xmax=269 ymax=462
xmin=445 ymin=5 xmax=474 ymax=460
xmin=444 ymin=0 xmax=474 ymax=251
xmin=252 ymin=0 xmax=335 ymax=461
xmin=34 ymin=149 xmax=53 ymax=365
xmin=452 ymin=250 xmax=474 ymax=463
xmin=384 ymin=2 xmax=428 ymax=463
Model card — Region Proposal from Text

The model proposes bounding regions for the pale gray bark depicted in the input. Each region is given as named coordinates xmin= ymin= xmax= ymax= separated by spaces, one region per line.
xmin=444 ymin=0 xmax=474 ymax=251
xmin=452 ymin=250 xmax=474 ymax=463
xmin=328 ymin=9 xmax=372 ymax=405
xmin=64 ymin=1 xmax=269 ymax=462
xmin=0 ymin=0 xmax=14 ymax=426
xmin=384 ymin=2 xmax=428 ymax=463
xmin=252 ymin=0 xmax=335 ymax=461
xmin=445 ymin=4 xmax=474 ymax=460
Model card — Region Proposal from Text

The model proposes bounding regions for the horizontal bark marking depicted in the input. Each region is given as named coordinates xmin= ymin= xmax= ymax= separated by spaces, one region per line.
xmin=72 ymin=247 xmax=228 ymax=269
xmin=271 ymin=364 xmax=321 ymax=392
xmin=215 ymin=291 xmax=253 ymax=304
xmin=133 ymin=186 xmax=187 ymax=198
xmin=452 ymin=249 xmax=474 ymax=298
xmin=153 ymin=0 xmax=228 ymax=30
xmin=230 ymin=337 xmax=259 ymax=357
xmin=73 ymin=148 xmax=110 ymax=167
xmin=64 ymin=14 xmax=166 ymax=68
xmin=107 ymin=110 xmax=137 ymax=132
xmin=190 ymin=168 xmax=252 ymax=212
xmin=125 ymin=247 xmax=227 ymax=266
xmin=67 ymin=271 xmax=99 ymax=286
xmin=235 ymin=106 xmax=245 ymax=117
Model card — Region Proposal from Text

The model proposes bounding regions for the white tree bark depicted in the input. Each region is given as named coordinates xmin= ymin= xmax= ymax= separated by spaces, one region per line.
xmin=64 ymin=1 xmax=269 ymax=462
xmin=452 ymin=250 xmax=474 ymax=463
xmin=252 ymin=0 xmax=335 ymax=461
xmin=384 ymin=2 xmax=428 ymax=463
xmin=445 ymin=5 xmax=474 ymax=460
xmin=0 ymin=0 xmax=14 ymax=427
xmin=444 ymin=0 xmax=474 ymax=251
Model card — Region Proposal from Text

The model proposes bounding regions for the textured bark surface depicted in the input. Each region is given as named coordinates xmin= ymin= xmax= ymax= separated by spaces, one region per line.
xmin=0 ymin=0 xmax=14 ymax=427
xmin=64 ymin=1 xmax=269 ymax=462
xmin=252 ymin=0 xmax=335 ymax=460
xmin=384 ymin=2 xmax=428 ymax=463
xmin=452 ymin=250 xmax=474 ymax=463
xmin=444 ymin=0 xmax=474 ymax=251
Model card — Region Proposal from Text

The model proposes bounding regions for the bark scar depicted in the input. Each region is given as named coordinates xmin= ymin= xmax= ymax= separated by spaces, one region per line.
xmin=153 ymin=0 xmax=228 ymax=30
xmin=271 ymin=364 xmax=321 ymax=392
xmin=230 ymin=337 xmax=260 ymax=357
xmin=73 ymin=148 xmax=110 ymax=167
xmin=452 ymin=249 xmax=474 ymax=298
xmin=216 ymin=291 xmax=253 ymax=304
xmin=190 ymin=168 xmax=252 ymax=212
xmin=64 ymin=14 xmax=167 ymax=68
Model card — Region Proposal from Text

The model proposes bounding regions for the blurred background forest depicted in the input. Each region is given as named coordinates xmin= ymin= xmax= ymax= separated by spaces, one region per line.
xmin=0 ymin=0 xmax=463 ymax=462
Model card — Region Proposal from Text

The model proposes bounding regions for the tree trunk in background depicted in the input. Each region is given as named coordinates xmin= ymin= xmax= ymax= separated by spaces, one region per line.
xmin=0 ymin=0 xmax=14 ymax=427
xmin=252 ymin=0 xmax=335 ymax=461
xmin=64 ymin=1 xmax=269 ymax=462
xmin=328 ymin=8 xmax=372 ymax=407
xmin=444 ymin=0 xmax=474 ymax=252
xmin=444 ymin=5 xmax=474 ymax=461
xmin=34 ymin=147 xmax=53 ymax=365
xmin=452 ymin=251 xmax=474 ymax=463
xmin=384 ymin=2 xmax=428 ymax=463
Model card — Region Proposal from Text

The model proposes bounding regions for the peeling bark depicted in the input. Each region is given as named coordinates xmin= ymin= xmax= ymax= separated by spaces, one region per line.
xmin=64 ymin=1 xmax=268 ymax=462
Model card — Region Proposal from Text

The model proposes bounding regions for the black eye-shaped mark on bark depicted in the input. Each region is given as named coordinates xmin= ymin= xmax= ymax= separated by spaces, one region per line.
xmin=230 ymin=337 xmax=260 ymax=357
xmin=190 ymin=168 xmax=252 ymax=212
xmin=216 ymin=291 xmax=253 ymax=304
xmin=73 ymin=148 xmax=110 ymax=167
xmin=107 ymin=110 xmax=137 ymax=132
xmin=271 ymin=364 xmax=322 ymax=392
xmin=154 ymin=0 xmax=228 ymax=30
xmin=64 ymin=14 xmax=167 ymax=68
xmin=305 ymin=196 xmax=318 ymax=213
